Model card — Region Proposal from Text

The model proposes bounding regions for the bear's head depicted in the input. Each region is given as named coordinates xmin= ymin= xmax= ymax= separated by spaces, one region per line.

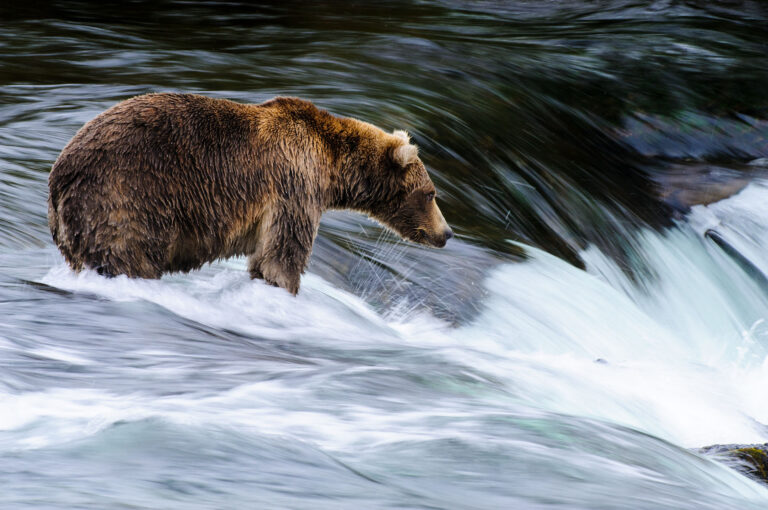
xmin=377 ymin=130 xmax=453 ymax=248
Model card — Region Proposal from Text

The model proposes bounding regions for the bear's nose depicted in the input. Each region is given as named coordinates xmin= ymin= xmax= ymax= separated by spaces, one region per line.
xmin=444 ymin=229 xmax=454 ymax=241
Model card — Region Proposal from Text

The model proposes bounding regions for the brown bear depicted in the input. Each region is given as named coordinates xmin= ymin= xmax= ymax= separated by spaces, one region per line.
xmin=48 ymin=93 xmax=452 ymax=294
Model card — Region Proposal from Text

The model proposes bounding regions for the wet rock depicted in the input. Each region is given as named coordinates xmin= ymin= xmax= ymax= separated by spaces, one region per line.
xmin=700 ymin=444 xmax=768 ymax=484
xmin=654 ymin=162 xmax=765 ymax=213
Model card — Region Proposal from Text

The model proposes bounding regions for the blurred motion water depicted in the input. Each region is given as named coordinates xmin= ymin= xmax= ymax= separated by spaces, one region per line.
xmin=3 ymin=1 xmax=768 ymax=508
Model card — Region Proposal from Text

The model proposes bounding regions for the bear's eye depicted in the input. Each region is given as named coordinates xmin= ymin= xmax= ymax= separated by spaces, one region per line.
xmin=425 ymin=192 xmax=435 ymax=201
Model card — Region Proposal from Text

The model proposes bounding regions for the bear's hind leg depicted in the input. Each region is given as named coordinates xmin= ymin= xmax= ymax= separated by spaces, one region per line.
xmin=84 ymin=235 xmax=165 ymax=279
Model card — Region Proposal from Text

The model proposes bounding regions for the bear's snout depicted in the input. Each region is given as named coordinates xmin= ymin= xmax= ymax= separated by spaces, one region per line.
xmin=431 ymin=227 xmax=453 ymax=248
xmin=417 ymin=199 xmax=452 ymax=248
xmin=430 ymin=204 xmax=452 ymax=248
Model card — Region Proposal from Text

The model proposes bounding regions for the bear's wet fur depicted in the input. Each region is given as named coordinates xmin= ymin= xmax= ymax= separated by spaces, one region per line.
xmin=48 ymin=93 xmax=452 ymax=294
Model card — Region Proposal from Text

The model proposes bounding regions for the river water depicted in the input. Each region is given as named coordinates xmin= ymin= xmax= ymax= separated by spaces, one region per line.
xmin=3 ymin=2 xmax=768 ymax=508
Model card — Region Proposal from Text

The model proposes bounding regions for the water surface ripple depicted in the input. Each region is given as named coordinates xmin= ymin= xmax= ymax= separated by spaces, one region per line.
xmin=2 ymin=2 xmax=768 ymax=508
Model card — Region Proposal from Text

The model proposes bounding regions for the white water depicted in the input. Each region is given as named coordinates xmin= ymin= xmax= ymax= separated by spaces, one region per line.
xmin=6 ymin=181 xmax=768 ymax=507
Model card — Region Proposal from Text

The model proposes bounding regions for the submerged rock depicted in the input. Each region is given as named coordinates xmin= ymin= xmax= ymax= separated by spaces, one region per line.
xmin=700 ymin=444 xmax=768 ymax=484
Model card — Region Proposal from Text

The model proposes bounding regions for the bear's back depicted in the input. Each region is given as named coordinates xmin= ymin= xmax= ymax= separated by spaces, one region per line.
xmin=51 ymin=94 xmax=257 ymax=185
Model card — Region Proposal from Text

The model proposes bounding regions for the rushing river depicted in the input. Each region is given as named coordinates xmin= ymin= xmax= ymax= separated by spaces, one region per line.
xmin=3 ymin=2 xmax=768 ymax=508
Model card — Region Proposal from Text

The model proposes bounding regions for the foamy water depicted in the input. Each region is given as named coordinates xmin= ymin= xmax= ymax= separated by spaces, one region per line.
xmin=4 ymin=182 xmax=764 ymax=507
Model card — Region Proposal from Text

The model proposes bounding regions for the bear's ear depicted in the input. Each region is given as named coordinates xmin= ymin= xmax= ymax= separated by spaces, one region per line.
xmin=392 ymin=143 xmax=419 ymax=167
xmin=391 ymin=130 xmax=419 ymax=168
xmin=392 ymin=130 xmax=410 ymax=144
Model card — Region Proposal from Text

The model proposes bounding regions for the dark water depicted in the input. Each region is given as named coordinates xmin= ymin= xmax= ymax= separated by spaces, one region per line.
xmin=3 ymin=2 xmax=768 ymax=508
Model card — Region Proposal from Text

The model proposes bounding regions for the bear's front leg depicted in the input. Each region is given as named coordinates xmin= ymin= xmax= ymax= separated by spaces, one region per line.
xmin=248 ymin=203 xmax=318 ymax=295
xmin=247 ymin=256 xmax=265 ymax=281
xmin=256 ymin=256 xmax=303 ymax=295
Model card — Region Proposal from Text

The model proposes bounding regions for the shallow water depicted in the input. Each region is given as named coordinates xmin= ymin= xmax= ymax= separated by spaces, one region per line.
xmin=3 ymin=2 xmax=768 ymax=508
